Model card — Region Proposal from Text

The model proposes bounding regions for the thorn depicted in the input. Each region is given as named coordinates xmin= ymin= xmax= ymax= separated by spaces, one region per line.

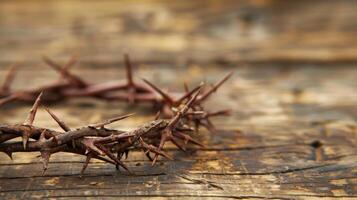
xmin=142 ymin=78 xmax=174 ymax=105
xmin=39 ymin=129 xmax=47 ymax=142
xmin=151 ymin=132 xmax=170 ymax=166
xmin=22 ymin=132 xmax=29 ymax=150
xmin=170 ymin=136 xmax=186 ymax=152
xmin=45 ymin=107 xmax=71 ymax=131
xmin=91 ymin=113 xmax=135 ymax=128
xmin=139 ymin=137 xmax=172 ymax=160
xmin=23 ymin=92 xmax=43 ymax=126
xmin=42 ymin=55 xmax=62 ymax=71
xmin=124 ymin=54 xmax=134 ymax=86
xmin=197 ymin=72 xmax=233 ymax=104
xmin=206 ymin=118 xmax=217 ymax=132
xmin=126 ymin=87 xmax=136 ymax=104
xmin=152 ymin=155 xmax=159 ymax=166
xmin=97 ymin=144 xmax=131 ymax=173
xmin=155 ymin=111 xmax=161 ymax=120
xmin=183 ymin=82 xmax=189 ymax=93
xmin=62 ymin=54 xmax=78 ymax=72
xmin=167 ymin=87 xmax=202 ymax=129
xmin=199 ymin=120 xmax=216 ymax=133
xmin=177 ymin=82 xmax=204 ymax=104
xmin=80 ymin=153 xmax=92 ymax=177
xmin=81 ymin=137 xmax=105 ymax=156
xmin=47 ymin=132 xmax=58 ymax=145
xmin=42 ymin=55 xmax=86 ymax=87
xmin=124 ymin=150 xmax=129 ymax=159
xmin=0 ymin=95 xmax=18 ymax=106
xmin=207 ymin=109 xmax=231 ymax=117
xmin=173 ymin=131 xmax=206 ymax=148
xmin=145 ymin=152 xmax=153 ymax=161
xmin=1 ymin=64 xmax=17 ymax=93
xmin=22 ymin=92 xmax=43 ymax=150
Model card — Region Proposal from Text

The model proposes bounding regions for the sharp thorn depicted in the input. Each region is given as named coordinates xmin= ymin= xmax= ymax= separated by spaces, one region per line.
xmin=177 ymin=82 xmax=204 ymax=104
xmin=155 ymin=111 xmax=161 ymax=120
xmin=91 ymin=113 xmax=135 ymax=128
xmin=142 ymin=78 xmax=174 ymax=105
xmin=1 ymin=64 xmax=17 ymax=93
xmin=197 ymin=72 xmax=233 ymax=103
xmin=124 ymin=54 xmax=134 ymax=86
xmin=45 ymin=107 xmax=71 ymax=131
xmin=23 ymin=92 xmax=43 ymax=126
xmin=167 ymin=87 xmax=202 ymax=129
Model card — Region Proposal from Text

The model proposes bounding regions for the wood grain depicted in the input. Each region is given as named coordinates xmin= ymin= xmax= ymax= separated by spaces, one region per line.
xmin=0 ymin=64 xmax=356 ymax=199
xmin=1 ymin=0 xmax=357 ymax=199
xmin=1 ymin=0 xmax=357 ymax=64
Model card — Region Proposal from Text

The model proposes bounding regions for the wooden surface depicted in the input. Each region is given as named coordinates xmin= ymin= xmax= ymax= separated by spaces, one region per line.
xmin=1 ymin=0 xmax=357 ymax=64
xmin=0 ymin=64 xmax=356 ymax=199
xmin=0 ymin=0 xmax=357 ymax=199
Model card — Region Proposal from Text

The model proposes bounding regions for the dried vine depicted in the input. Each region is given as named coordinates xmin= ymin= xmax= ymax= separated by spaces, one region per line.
xmin=0 ymin=55 xmax=232 ymax=176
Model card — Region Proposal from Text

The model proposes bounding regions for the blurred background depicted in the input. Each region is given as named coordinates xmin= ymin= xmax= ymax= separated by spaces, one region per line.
xmin=1 ymin=0 xmax=357 ymax=126
xmin=0 ymin=1 xmax=357 ymax=198
xmin=1 ymin=0 xmax=357 ymax=64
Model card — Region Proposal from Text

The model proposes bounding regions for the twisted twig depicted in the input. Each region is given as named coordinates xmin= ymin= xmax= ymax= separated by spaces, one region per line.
xmin=0 ymin=55 xmax=232 ymax=176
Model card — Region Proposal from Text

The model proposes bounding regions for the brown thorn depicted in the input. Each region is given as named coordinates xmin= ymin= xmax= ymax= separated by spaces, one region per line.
xmin=42 ymin=55 xmax=62 ymax=71
xmin=42 ymin=55 xmax=86 ymax=87
xmin=97 ymin=144 xmax=131 ymax=173
xmin=145 ymin=152 xmax=153 ymax=161
xmin=1 ymin=64 xmax=17 ymax=93
xmin=56 ymin=121 xmax=76 ymax=149
xmin=45 ymin=107 xmax=71 ymax=132
xmin=205 ymin=117 xmax=216 ymax=132
xmin=170 ymin=136 xmax=186 ymax=152
xmin=22 ymin=92 xmax=42 ymax=149
xmin=173 ymin=131 xmax=206 ymax=148
xmin=142 ymin=78 xmax=174 ymax=105
xmin=199 ymin=121 xmax=216 ymax=133
xmin=124 ymin=150 xmax=129 ymax=159
xmin=139 ymin=137 xmax=172 ymax=160
xmin=152 ymin=154 xmax=159 ymax=165
xmin=167 ymin=87 xmax=202 ymax=129
xmin=155 ymin=111 xmax=161 ymax=120
xmin=81 ymin=137 xmax=105 ymax=156
xmin=0 ymin=95 xmax=18 ymax=106
xmin=80 ymin=153 xmax=118 ymax=175
xmin=151 ymin=132 xmax=170 ymax=165
xmin=183 ymin=82 xmax=189 ymax=93
xmin=62 ymin=54 xmax=78 ymax=72
xmin=197 ymin=72 xmax=233 ymax=104
xmin=39 ymin=129 xmax=47 ymax=142
xmin=23 ymin=92 xmax=43 ymax=126
xmin=177 ymin=82 xmax=204 ymax=105
xmin=80 ymin=153 xmax=92 ymax=177
xmin=47 ymin=132 xmax=58 ymax=145
xmin=124 ymin=54 xmax=134 ymax=86
xmin=91 ymin=113 xmax=135 ymax=128
xmin=207 ymin=109 xmax=231 ymax=117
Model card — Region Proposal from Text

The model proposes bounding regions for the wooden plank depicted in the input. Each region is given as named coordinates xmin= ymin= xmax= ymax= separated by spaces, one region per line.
xmin=0 ymin=158 xmax=355 ymax=198
xmin=1 ymin=0 xmax=357 ymax=64
xmin=0 ymin=63 xmax=356 ymax=198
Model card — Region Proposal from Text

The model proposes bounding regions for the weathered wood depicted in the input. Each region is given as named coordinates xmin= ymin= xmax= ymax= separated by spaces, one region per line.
xmin=1 ymin=0 xmax=357 ymax=64
xmin=1 ymin=0 xmax=357 ymax=198
xmin=0 ymin=64 xmax=356 ymax=199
